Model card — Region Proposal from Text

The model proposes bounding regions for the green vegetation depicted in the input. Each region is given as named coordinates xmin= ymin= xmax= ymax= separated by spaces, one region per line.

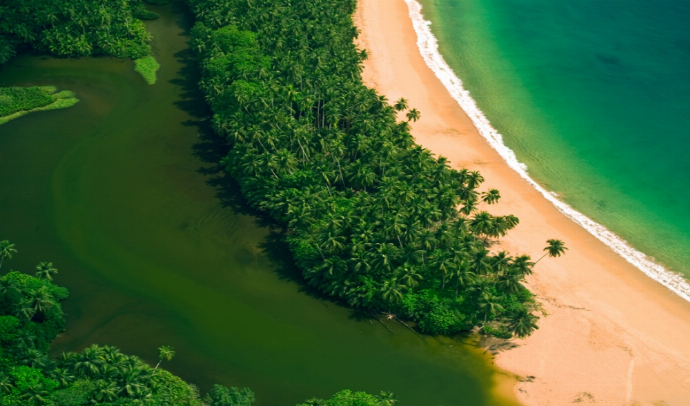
xmin=0 ymin=240 xmax=394 ymax=405
xmin=189 ymin=0 xmax=566 ymax=338
xmin=0 ymin=0 xmax=154 ymax=65
xmin=0 ymin=87 xmax=52 ymax=116
xmin=134 ymin=56 xmax=161 ymax=85
xmin=0 ymin=87 xmax=79 ymax=125
xmin=299 ymin=390 xmax=398 ymax=406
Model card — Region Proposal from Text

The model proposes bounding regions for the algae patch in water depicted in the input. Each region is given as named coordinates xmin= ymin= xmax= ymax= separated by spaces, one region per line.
xmin=134 ymin=56 xmax=161 ymax=85
xmin=0 ymin=86 xmax=79 ymax=125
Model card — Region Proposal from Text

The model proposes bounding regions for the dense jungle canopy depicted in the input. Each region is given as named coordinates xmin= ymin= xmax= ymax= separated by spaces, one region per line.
xmin=189 ymin=0 xmax=548 ymax=338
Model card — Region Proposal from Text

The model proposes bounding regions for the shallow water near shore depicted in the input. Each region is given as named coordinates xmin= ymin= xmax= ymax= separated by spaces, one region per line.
xmin=0 ymin=3 xmax=517 ymax=406
xmin=418 ymin=0 xmax=690 ymax=290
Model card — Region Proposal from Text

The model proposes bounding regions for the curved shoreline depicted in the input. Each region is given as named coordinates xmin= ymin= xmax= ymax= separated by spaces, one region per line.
xmin=355 ymin=0 xmax=690 ymax=404
xmin=402 ymin=0 xmax=690 ymax=303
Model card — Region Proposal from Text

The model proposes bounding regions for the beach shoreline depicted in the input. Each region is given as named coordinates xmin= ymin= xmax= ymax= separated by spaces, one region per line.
xmin=355 ymin=0 xmax=690 ymax=404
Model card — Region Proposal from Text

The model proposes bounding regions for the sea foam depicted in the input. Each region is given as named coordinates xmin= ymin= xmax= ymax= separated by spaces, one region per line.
xmin=403 ymin=0 xmax=690 ymax=302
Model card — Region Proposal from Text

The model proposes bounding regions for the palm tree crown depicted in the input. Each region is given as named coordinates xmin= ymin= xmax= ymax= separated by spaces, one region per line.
xmin=36 ymin=262 xmax=58 ymax=281
xmin=544 ymin=239 xmax=567 ymax=257
xmin=155 ymin=345 xmax=175 ymax=370
xmin=393 ymin=98 xmax=408 ymax=112
xmin=0 ymin=240 xmax=17 ymax=270
xmin=405 ymin=108 xmax=420 ymax=122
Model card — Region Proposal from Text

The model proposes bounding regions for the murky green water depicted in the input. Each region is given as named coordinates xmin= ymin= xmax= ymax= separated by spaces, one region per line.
xmin=0 ymin=4 xmax=516 ymax=406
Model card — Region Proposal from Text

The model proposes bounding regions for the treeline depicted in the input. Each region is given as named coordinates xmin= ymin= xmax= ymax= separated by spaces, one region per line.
xmin=188 ymin=0 xmax=562 ymax=337
xmin=0 ymin=240 xmax=397 ymax=406
xmin=0 ymin=0 xmax=164 ymax=65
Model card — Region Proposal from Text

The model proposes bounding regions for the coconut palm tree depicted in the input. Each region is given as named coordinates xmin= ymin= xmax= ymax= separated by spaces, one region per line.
xmin=405 ymin=108 xmax=420 ymax=122
xmin=35 ymin=262 xmax=58 ymax=281
xmin=15 ymin=299 xmax=36 ymax=321
xmin=478 ymin=292 xmax=504 ymax=324
xmin=470 ymin=211 xmax=494 ymax=241
xmin=481 ymin=189 xmax=501 ymax=205
xmin=393 ymin=98 xmax=408 ymax=112
xmin=155 ymin=345 xmax=175 ymax=370
xmin=21 ymin=384 xmax=49 ymax=406
xmin=49 ymin=368 xmax=75 ymax=387
xmin=0 ymin=240 xmax=17 ymax=271
xmin=0 ymin=278 xmax=19 ymax=300
xmin=29 ymin=286 xmax=55 ymax=315
xmin=74 ymin=345 xmax=105 ymax=377
xmin=509 ymin=308 xmax=539 ymax=338
xmin=0 ymin=374 xmax=13 ymax=395
xmin=377 ymin=391 xmax=399 ymax=405
xmin=22 ymin=349 xmax=49 ymax=369
xmin=449 ymin=264 xmax=474 ymax=296
xmin=535 ymin=239 xmax=568 ymax=264
xmin=399 ymin=268 xmax=422 ymax=290
xmin=92 ymin=380 xmax=119 ymax=402
xmin=380 ymin=277 xmax=404 ymax=304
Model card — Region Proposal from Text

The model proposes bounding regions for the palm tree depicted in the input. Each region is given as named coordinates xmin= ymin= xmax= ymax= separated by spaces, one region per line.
xmin=491 ymin=251 xmax=512 ymax=276
xmin=470 ymin=211 xmax=494 ymax=241
xmin=0 ymin=240 xmax=17 ymax=271
xmin=393 ymin=98 xmax=408 ymax=112
xmin=120 ymin=365 xmax=149 ymax=396
xmin=377 ymin=391 xmax=399 ymax=406
xmin=405 ymin=108 xmax=420 ymax=122
xmin=509 ymin=308 xmax=539 ymax=338
xmin=380 ymin=277 xmax=404 ymax=304
xmin=21 ymin=384 xmax=49 ymax=406
xmin=0 ymin=278 xmax=19 ymax=300
xmin=29 ymin=286 xmax=55 ymax=315
xmin=399 ymin=268 xmax=422 ymax=290
xmin=496 ymin=269 xmax=524 ymax=294
xmin=74 ymin=345 xmax=105 ymax=377
xmin=481 ymin=189 xmax=501 ymax=205
xmin=0 ymin=374 xmax=13 ymax=395
xmin=466 ymin=171 xmax=485 ymax=189
xmin=49 ymin=368 xmax=75 ymax=387
xmin=511 ymin=255 xmax=534 ymax=277
xmin=23 ymin=349 xmax=49 ymax=369
xmin=449 ymin=264 xmax=474 ymax=296
xmin=35 ymin=262 xmax=58 ymax=281
xmin=535 ymin=239 xmax=568 ymax=264
xmin=155 ymin=345 xmax=175 ymax=370
xmin=92 ymin=380 xmax=119 ymax=402
xmin=15 ymin=299 xmax=36 ymax=321
xmin=478 ymin=292 xmax=504 ymax=324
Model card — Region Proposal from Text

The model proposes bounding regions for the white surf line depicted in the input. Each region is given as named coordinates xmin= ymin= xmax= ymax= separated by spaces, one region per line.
xmin=403 ymin=0 xmax=690 ymax=302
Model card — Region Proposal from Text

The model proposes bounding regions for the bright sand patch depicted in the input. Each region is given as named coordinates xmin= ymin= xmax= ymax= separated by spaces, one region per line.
xmin=355 ymin=0 xmax=690 ymax=404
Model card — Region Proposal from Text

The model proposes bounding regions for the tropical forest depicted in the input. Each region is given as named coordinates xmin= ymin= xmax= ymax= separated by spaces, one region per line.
xmin=0 ymin=0 xmax=565 ymax=405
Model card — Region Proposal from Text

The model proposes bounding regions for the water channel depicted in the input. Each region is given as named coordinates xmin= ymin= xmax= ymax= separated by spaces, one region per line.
xmin=0 ymin=3 xmax=517 ymax=405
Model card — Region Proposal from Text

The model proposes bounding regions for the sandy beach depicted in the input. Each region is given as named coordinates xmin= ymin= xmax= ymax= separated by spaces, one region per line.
xmin=355 ymin=0 xmax=690 ymax=404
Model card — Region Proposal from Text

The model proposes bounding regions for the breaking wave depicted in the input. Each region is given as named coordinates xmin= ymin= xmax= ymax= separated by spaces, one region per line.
xmin=403 ymin=0 xmax=690 ymax=302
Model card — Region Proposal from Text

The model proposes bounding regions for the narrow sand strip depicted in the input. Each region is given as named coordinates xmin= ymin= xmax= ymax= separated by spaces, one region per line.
xmin=355 ymin=0 xmax=690 ymax=404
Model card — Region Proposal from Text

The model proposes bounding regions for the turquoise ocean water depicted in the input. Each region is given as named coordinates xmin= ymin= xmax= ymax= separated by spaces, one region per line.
xmin=415 ymin=0 xmax=690 ymax=294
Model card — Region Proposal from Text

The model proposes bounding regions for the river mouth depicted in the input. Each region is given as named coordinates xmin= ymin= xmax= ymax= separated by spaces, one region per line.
xmin=0 ymin=3 xmax=516 ymax=406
